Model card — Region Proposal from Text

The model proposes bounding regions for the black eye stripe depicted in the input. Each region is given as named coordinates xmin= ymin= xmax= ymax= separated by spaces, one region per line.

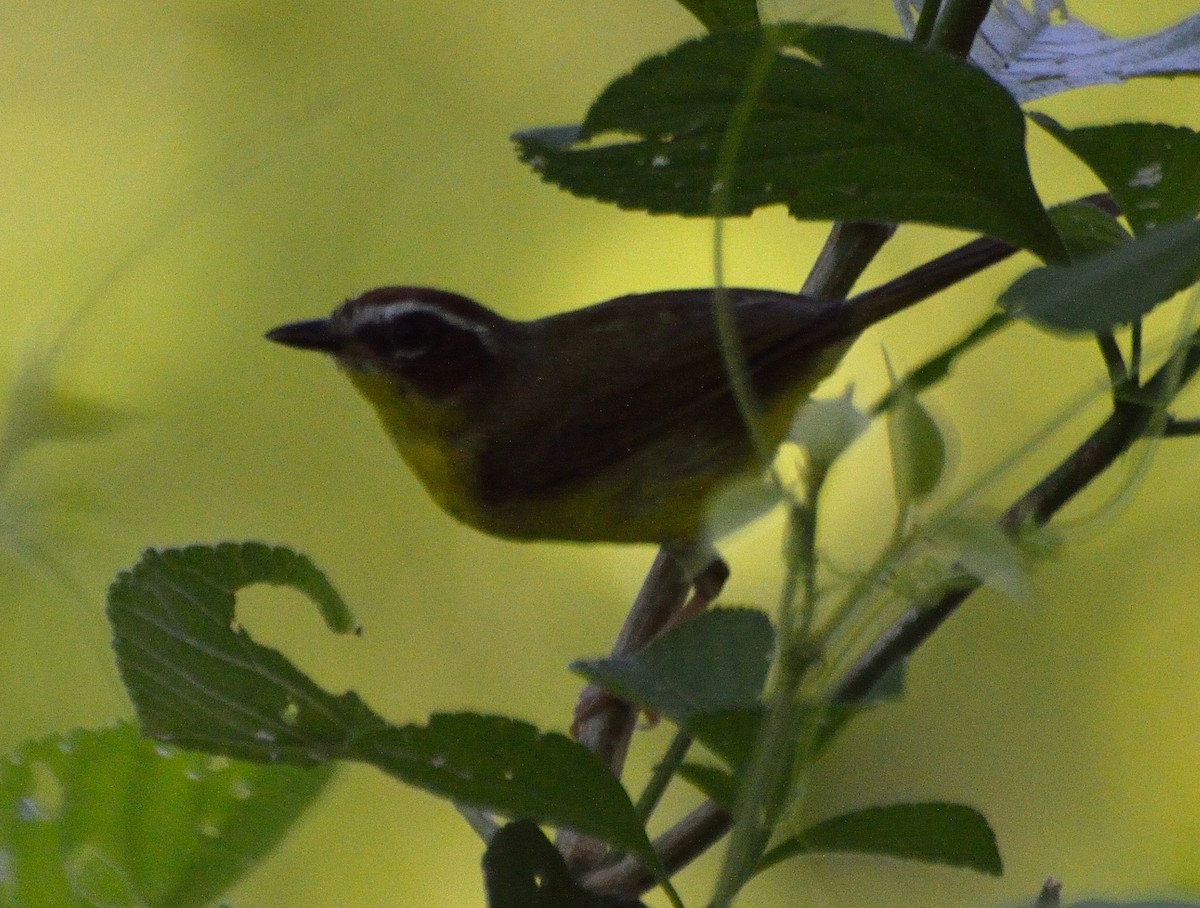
xmin=389 ymin=312 xmax=442 ymax=357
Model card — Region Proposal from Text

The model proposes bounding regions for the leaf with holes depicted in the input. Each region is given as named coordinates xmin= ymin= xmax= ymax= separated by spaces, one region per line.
xmin=516 ymin=25 xmax=1064 ymax=261
xmin=107 ymin=543 xmax=654 ymax=861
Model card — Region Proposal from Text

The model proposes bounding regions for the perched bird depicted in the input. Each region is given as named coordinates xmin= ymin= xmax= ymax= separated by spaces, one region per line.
xmin=267 ymin=236 xmax=1013 ymax=546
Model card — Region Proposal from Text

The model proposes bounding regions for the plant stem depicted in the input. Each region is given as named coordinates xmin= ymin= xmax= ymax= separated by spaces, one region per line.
xmin=928 ymin=0 xmax=992 ymax=56
xmin=636 ymin=730 xmax=693 ymax=821
xmin=912 ymin=0 xmax=944 ymax=44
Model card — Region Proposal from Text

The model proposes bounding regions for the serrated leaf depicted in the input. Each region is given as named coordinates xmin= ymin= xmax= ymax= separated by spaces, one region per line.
xmin=999 ymin=218 xmax=1200 ymax=330
xmin=107 ymin=543 xmax=653 ymax=860
xmin=676 ymin=0 xmax=758 ymax=32
xmin=355 ymin=714 xmax=651 ymax=858
xmin=572 ymin=608 xmax=773 ymax=722
xmin=516 ymin=25 xmax=1064 ymax=261
xmin=1034 ymin=116 xmax=1200 ymax=237
xmin=108 ymin=542 xmax=372 ymax=763
xmin=0 ymin=724 xmax=333 ymax=908
xmin=896 ymin=1 xmax=1200 ymax=102
xmin=760 ymin=802 xmax=1002 ymax=875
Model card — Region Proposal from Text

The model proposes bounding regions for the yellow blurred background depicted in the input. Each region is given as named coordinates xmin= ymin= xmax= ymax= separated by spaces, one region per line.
xmin=2 ymin=2 xmax=1199 ymax=906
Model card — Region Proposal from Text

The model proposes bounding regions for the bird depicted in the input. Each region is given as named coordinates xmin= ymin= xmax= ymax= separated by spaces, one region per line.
xmin=266 ymin=236 xmax=1014 ymax=548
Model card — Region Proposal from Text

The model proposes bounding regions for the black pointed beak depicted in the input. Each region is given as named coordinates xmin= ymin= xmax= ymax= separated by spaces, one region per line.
xmin=265 ymin=317 xmax=346 ymax=354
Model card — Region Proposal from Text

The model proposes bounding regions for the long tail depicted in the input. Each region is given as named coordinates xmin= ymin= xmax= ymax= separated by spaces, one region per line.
xmin=839 ymin=193 xmax=1118 ymax=336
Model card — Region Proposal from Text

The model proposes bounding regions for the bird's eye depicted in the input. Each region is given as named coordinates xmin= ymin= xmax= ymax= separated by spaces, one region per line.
xmin=388 ymin=312 xmax=442 ymax=358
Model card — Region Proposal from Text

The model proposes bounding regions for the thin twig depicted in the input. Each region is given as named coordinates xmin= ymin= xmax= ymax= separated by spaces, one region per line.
xmin=560 ymin=550 xmax=690 ymax=869
xmin=636 ymin=729 xmax=694 ymax=821
xmin=1095 ymin=332 xmax=1128 ymax=395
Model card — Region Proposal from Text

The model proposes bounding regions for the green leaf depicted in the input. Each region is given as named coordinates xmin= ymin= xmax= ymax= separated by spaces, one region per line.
xmin=884 ymin=372 xmax=946 ymax=512
xmin=684 ymin=701 xmax=867 ymax=773
xmin=0 ymin=723 xmax=333 ymax=908
xmin=572 ymin=608 xmax=773 ymax=722
xmin=355 ymin=714 xmax=651 ymax=858
xmin=483 ymin=820 xmax=649 ymax=908
xmin=1033 ymin=116 xmax=1200 ymax=236
xmin=675 ymin=0 xmax=758 ymax=32
xmin=1049 ymin=201 xmax=1133 ymax=259
xmin=677 ymin=762 xmax=739 ymax=808
xmin=936 ymin=514 xmax=1032 ymax=600
xmin=684 ymin=708 xmax=764 ymax=771
xmin=999 ymin=218 xmax=1200 ymax=331
xmin=760 ymin=802 xmax=1002 ymax=876
xmin=107 ymin=543 xmax=653 ymax=860
xmin=516 ymin=25 xmax=1064 ymax=261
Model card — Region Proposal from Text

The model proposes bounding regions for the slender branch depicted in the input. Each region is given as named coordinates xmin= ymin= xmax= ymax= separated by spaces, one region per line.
xmin=912 ymin=0 xmax=944 ymax=44
xmin=560 ymin=550 xmax=690 ymax=869
xmin=1095 ymin=332 xmax=1128 ymax=395
xmin=636 ymin=730 xmax=693 ymax=821
xmin=801 ymin=221 xmax=895 ymax=298
xmin=1163 ymin=417 xmax=1200 ymax=437
xmin=928 ymin=0 xmax=992 ymax=56
xmin=583 ymin=802 xmax=732 ymax=894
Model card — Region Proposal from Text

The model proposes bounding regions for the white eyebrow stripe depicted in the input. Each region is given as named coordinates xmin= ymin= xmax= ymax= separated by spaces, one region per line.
xmin=349 ymin=300 xmax=498 ymax=351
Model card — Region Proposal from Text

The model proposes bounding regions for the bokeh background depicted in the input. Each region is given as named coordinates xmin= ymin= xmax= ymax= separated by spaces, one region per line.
xmin=2 ymin=2 xmax=1199 ymax=906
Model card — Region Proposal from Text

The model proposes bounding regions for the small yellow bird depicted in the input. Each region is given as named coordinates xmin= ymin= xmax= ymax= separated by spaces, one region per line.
xmin=267 ymin=237 xmax=1011 ymax=546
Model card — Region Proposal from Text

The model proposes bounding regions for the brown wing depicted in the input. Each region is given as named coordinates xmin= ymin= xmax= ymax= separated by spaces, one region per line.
xmin=476 ymin=288 xmax=854 ymax=504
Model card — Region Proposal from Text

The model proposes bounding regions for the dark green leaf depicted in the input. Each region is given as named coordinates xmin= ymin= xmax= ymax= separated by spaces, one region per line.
xmin=107 ymin=544 xmax=653 ymax=859
xmin=999 ymin=218 xmax=1200 ymax=331
xmin=1033 ymin=116 xmax=1200 ymax=236
xmin=677 ymin=762 xmax=739 ymax=808
xmin=0 ymin=723 xmax=333 ymax=908
xmin=483 ymin=821 xmax=648 ymax=908
xmin=675 ymin=0 xmax=758 ymax=32
xmin=356 ymin=714 xmax=651 ymax=858
xmin=516 ymin=26 xmax=1064 ymax=261
xmin=684 ymin=702 xmax=864 ymax=772
xmin=685 ymin=708 xmax=763 ymax=770
xmin=760 ymin=802 xmax=1002 ymax=875
xmin=108 ymin=542 xmax=378 ymax=764
xmin=572 ymin=607 xmax=773 ymax=721
xmin=1049 ymin=201 xmax=1133 ymax=258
